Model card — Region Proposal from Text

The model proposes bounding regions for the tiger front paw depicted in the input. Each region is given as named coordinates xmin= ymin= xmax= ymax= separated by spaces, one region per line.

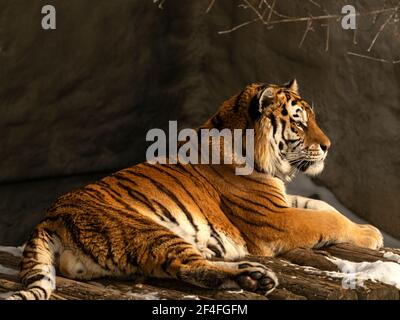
xmin=351 ymin=223 xmax=384 ymax=250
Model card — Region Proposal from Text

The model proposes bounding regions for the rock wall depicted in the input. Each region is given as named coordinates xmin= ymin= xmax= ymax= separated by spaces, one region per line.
xmin=0 ymin=0 xmax=399 ymax=244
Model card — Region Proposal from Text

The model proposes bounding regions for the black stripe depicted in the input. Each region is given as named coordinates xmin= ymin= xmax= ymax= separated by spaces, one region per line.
xmin=233 ymin=193 xmax=285 ymax=212
xmin=153 ymin=200 xmax=178 ymax=224
xmin=29 ymin=286 xmax=48 ymax=299
xmin=233 ymin=90 xmax=245 ymax=112
xmin=249 ymin=93 xmax=261 ymax=120
xmin=220 ymin=196 xmax=261 ymax=227
xmin=13 ymin=292 xmax=28 ymax=300
xmin=124 ymin=169 xmax=199 ymax=233
xmin=221 ymin=195 xmax=284 ymax=232
xmin=237 ymin=176 xmax=288 ymax=204
xmin=186 ymin=165 xmax=220 ymax=196
xmin=207 ymin=244 xmax=222 ymax=258
xmin=82 ymin=187 xmax=106 ymax=203
xmin=280 ymin=118 xmax=287 ymax=135
xmin=147 ymin=164 xmax=226 ymax=254
xmin=269 ymin=114 xmax=277 ymax=135
xmin=29 ymin=288 xmax=42 ymax=300
xmin=92 ymin=182 xmax=144 ymax=217
xmin=254 ymin=192 xmax=288 ymax=207
xmin=110 ymin=176 xmax=171 ymax=223
xmin=116 ymin=181 xmax=154 ymax=211
xmin=161 ymin=244 xmax=194 ymax=276
xmin=96 ymin=181 xmax=124 ymax=200
xmin=22 ymin=271 xmax=44 ymax=285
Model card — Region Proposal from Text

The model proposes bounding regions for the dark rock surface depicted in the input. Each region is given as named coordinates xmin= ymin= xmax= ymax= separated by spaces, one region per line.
xmin=0 ymin=0 xmax=399 ymax=244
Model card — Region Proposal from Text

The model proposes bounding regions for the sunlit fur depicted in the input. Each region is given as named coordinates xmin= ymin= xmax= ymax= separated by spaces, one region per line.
xmin=7 ymin=80 xmax=383 ymax=300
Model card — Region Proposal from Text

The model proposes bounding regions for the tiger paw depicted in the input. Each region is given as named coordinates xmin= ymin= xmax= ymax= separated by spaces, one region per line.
xmin=352 ymin=223 xmax=384 ymax=250
xmin=235 ymin=262 xmax=278 ymax=294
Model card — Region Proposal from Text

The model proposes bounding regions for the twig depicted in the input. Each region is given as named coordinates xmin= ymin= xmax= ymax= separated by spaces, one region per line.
xmin=266 ymin=7 xmax=398 ymax=25
xmin=261 ymin=0 xmax=299 ymax=20
xmin=353 ymin=28 xmax=358 ymax=45
xmin=367 ymin=2 xmax=400 ymax=52
xmin=220 ymin=5 xmax=399 ymax=31
xmin=243 ymin=0 xmax=267 ymax=22
xmin=347 ymin=51 xmax=392 ymax=63
xmin=266 ymin=0 xmax=276 ymax=23
xmin=205 ymin=0 xmax=216 ymax=14
xmin=393 ymin=60 xmax=400 ymax=64
xmin=298 ymin=18 xmax=313 ymax=48
xmin=372 ymin=0 xmax=387 ymax=24
xmin=321 ymin=23 xmax=330 ymax=52
xmin=218 ymin=17 xmax=261 ymax=34
xmin=308 ymin=0 xmax=321 ymax=8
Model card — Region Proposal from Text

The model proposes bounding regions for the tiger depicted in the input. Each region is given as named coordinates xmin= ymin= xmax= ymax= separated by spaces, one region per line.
xmin=5 ymin=79 xmax=383 ymax=300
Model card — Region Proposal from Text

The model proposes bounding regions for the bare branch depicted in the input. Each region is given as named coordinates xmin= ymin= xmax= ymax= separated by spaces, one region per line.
xmin=321 ymin=23 xmax=330 ymax=52
xmin=367 ymin=2 xmax=400 ymax=52
xmin=299 ymin=19 xmax=314 ymax=48
xmin=266 ymin=0 xmax=276 ymax=23
xmin=205 ymin=0 xmax=216 ymax=14
xmin=243 ymin=0 xmax=267 ymax=22
xmin=308 ymin=0 xmax=321 ymax=8
xmin=353 ymin=28 xmax=358 ymax=45
xmin=218 ymin=17 xmax=261 ymax=34
xmin=214 ymin=1 xmax=399 ymax=64
xmin=218 ymin=4 xmax=399 ymax=29
xmin=347 ymin=51 xmax=392 ymax=63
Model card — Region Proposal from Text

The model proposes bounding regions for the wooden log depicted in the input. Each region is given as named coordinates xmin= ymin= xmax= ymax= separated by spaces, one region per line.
xmin=248 ymin=252 xmax=400 ymax=300
xmin=267 ymin=288 xmax=307 ymax=300
xmin=1 ymin=244 xmax=399 ymax=300
xmin=325 ymin=243 xmax=400 ymax=263
xmin=279 ymin=248 xmax=339 ymax=271
xmin=144 ymin=278 xmax=268 ymax=300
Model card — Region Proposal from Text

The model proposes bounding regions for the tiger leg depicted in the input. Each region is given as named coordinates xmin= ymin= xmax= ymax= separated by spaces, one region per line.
xmin=56 ymin=224 xmax=278 ymax=294
xmin=7 ymin=227 xmax=59 ymax=300
xmin=136 ymin=232 xmax=278 ymax=294
xmin=273 ymin=209 xmax=383 ymax=252
xmin=287 ymin=194 xmax=339 ymax=212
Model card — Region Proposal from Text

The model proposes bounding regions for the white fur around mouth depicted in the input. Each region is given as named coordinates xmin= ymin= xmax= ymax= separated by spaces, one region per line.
xmin=303 ymin=161 xmax=325 ymax=176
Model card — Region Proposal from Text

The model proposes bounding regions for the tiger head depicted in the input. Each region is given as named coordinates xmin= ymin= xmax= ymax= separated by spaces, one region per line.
xmin=251 ymin=79 xmax=331 ymax=180
xmin=205 ymin=79 xmax=331 ymax=180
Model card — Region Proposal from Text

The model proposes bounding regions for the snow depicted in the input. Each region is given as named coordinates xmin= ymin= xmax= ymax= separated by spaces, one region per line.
xmin=227 ymin=289 xmax=244 ymax=294
xmin=0 ymin=244 xmax=25 ymax=257
xmin=126 ymin=290 xmax=161 ymax=300
xmin=328 ymin=257 xmax=400 ymax=289
xmin=282 ymin=256 xmax=400 ymax=290
xmin=287 ymin=174 xmax=400 ymax=248
xmin=383 ymin=251 xmax=400 ymax=263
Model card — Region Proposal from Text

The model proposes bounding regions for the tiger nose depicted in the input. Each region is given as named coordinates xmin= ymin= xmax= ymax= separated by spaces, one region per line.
xmin=320 ymin=140 xmax=331 ymax=152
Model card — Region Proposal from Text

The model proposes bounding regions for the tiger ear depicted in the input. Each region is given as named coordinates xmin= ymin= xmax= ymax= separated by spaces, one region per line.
xmin=285 ymin=79 xmax=299 ymax=93
xmin=258 ymin=86 xmax=275 ymax=112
